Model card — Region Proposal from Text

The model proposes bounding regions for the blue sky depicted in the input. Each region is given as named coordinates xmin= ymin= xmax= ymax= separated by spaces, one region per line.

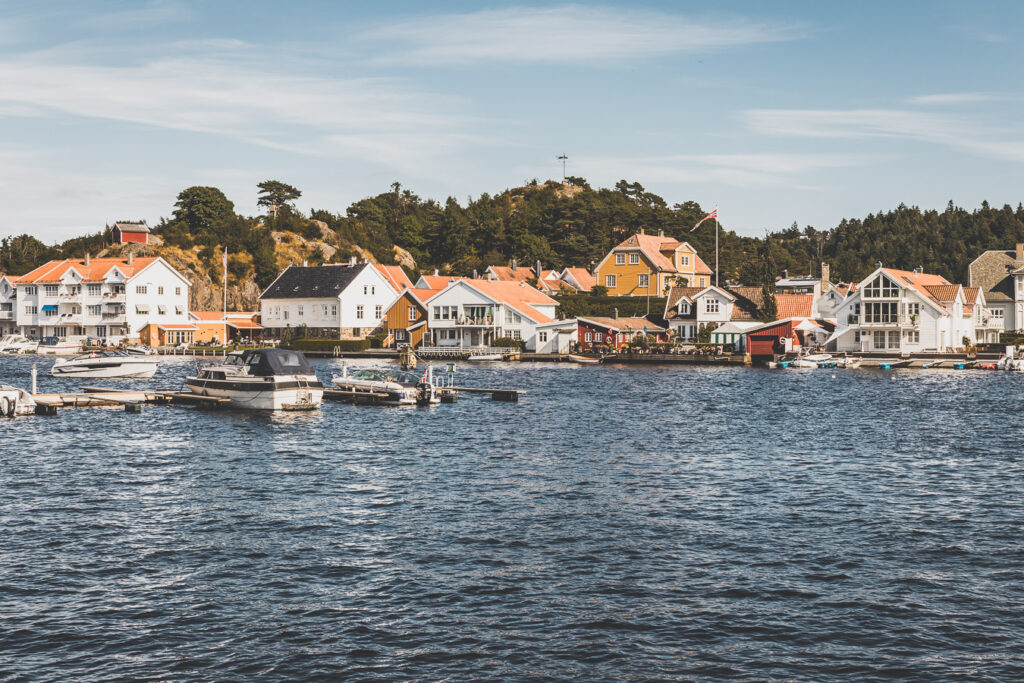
xmin=1 ymin=0 xmax=1022 ymax=243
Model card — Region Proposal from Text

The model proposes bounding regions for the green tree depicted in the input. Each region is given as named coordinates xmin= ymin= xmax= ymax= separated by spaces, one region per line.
xmin=257 ymin=180 xmax=302 ymax=210
xmin=757 ymin=237 xmax=778 ymax=322
xmin=172 ymin=186 xmax=235 ymax=234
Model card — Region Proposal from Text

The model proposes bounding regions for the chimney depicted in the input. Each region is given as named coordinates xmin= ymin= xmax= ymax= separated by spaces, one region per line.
xmin=511 ymin=258 xmax=517 ymax=271
xmin=348 ymin=256 xmax=356 ymax=266
xmin=472 ymin=269 xmax=478 ymax=279
xmin=820 ymin=262 xmax=830 ymax=292
xmin=84 ymin=252 xmax=90 ymax=266
xmin=783 ymin=269 xmax=788 ymax=279
xmin=1017 ymin=243 xmax=1023 ymax=261
xmin=127 ymin=252 xmax=133 ymax=266
xmin=613 ymin=307 xmax=619 ymax=319
xmin=658 ymin=229 xmax=664 ymax=238
xmin=639 ymin=228 xmax=645 ymax=235
xmin=302 ymin=259 xmax=308 ymax=267
xmin=433 ymin=268 xmax=439 ymax=276
xmin=535 ymin=260 xmax=542 ymax=279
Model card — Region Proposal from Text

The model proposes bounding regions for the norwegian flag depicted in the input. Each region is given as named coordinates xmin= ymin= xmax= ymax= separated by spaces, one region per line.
xmin=691 ymin=208 xmax=718 ymax=231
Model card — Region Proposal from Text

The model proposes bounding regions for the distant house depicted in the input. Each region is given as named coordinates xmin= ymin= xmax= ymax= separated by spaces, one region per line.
xmin=112 ymin=222 xmax=150 ymax=245
xmin=415 ymin=272 xmax=461 ymax=289
xmin=381 ymin=286 xmax=444 ymax=348
xmin=534 ymin=319 xmax=579 ymax=354
xmin=594 ymin=229 xmax=712 ymax=296
xmin=373 ymin=264 xmax=414 ymax=293
xmin=0 ymin=275 xmax=16 ymax=336
xmin=559 ymin=267 xmax=597 ymax=293
xmin=424 ymin=279 xmax=558 ymax=351
xmin=576 ymin=316 xmax=667 ymax=352
xmin=259 ymin=262 xmax=397 ymax=339
xmin=189 ymin=311 xmax=263 ymax=345
xmin=969 ymin=243 xmax=1024 ymax=331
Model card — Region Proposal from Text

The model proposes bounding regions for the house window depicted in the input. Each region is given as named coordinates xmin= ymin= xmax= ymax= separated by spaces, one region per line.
xmin=585 ymin=332 xmax=593 ymax=342
xmin=863 ymin=275 xmax=899 ymax=298
xmin=87 ymin=284 xmax=102 ymax=296
xmin=297 ymin=304 xmax=304 ymax=317
xmin=44 ymin=309 xmax=56 ymax=317
xmin=906 ymin=303 xmax=920 ymax=318
xmin=629 ymin=253 xmax=639 ymax=265
xmin=158 ymin=286 xmax=164 ymax=295
xmin=992 ymin=308 xmax=1005 ymax=320
xmin=175 ymin=287 xmax=181 ymax=296
xmin=888 ymin=331 xmax=900 ymax=348
xmin=54 ymin=326 xmax=67 ymax=337
xmin=705 ymin=299 xmax=719 ymax=314
xmin=873 ymin=330 xmax=886 ymax=348
xmin=680 ymin=255 xmax=690 ymax=267
xmin=330 ymin=304 xmax=337 ymax=317
xmin=408 ymin=307 xmax=417 ymax=322
xmin=283 ymin=310 xmax=289 ymax=320
xmin=87 ymin=305 xmax=101 ymax=316
xmin=363 ymin=285 xmax=376 ymax=295
xmin=679 ymin=302 xmax=690 ymax=315
xmin=638 ymin=273 xmax=649 ymax=288
xmin=906 ymin=330 xmax=920 ymax=343
xmin=375 ymin=304 xmax=383 ymax=319
xmin=605 ymin=274 xmax=617 ymax=288
xmin=864 ymin=302 xmax=898 ymax=323
xmin=511 ymin=330 xmax=522 ymax=340
xmin=615 ymin=253 xmax=625 ymax=265
xmin=356 ymin=305 xmax=364 ymax=320
xmin=352 ymin=328 xmax=361 ymax=337
xmin=25 ymin=306 xmax=37 ymax=315
xmin=44 ymin=285 xmax=58 ymax=296
xmin=539 ymin=331 xmax=548 ymax=342
xmin=23 ymin=286 xmax=36 ymax=295
xmin=854 ymin=331 xmax=861 ymax=343
xmin=136 ymin=286 xmax=147 ymax=295
xmin=699 ymin=277 xmax=706 ymax=287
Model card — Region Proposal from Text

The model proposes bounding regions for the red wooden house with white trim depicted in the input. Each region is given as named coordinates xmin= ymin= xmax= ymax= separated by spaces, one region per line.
xmin=112 ymin=222 xmax=150 ymax=244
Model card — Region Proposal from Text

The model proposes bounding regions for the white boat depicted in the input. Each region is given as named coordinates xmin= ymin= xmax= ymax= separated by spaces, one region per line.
xmin=51 ymin=350 xmax=160 ymax=379
xmin=185 ymin=349 xmax=324 ymax=410
xmin=791 ymin=353 xmax=833 ymax=368
xmin=0 ymin=385 xmax=35 ymax=416
xmin=36 ymin=336 xmax=81 ymax=355
xmin=837 ymin=356 xmax=861 ymax=369
xmin=124 ymin=344 xmax=157 ymax=356
xmin=332 ymin=365 xmax=440 ymax=405
xmin=0 ymin=334 xmax=38 ymax=354
xmin=567 ymin=354 xmax=602 ymax=364
xmin=466 ymin=353 xmax=504 ymax=361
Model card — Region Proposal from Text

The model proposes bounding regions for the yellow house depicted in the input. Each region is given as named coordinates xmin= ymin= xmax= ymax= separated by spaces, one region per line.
xmin=594 ymin=229 xmax=712 ymax=296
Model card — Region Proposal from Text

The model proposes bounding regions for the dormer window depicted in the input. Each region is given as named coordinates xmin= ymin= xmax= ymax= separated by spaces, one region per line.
xmin=629 ymin=253 xmax=640 ymax=265
xmin=680 ymin=255 xmax=690 ymax=267
xmin=678 ymin=302 xmax=690 ymax=315
xmin=863 ymin=275 xmax=899 ymax=298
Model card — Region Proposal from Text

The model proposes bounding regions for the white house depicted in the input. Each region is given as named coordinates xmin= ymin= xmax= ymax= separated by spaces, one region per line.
xmin=829 ymin=267 xmax=1001 ymax=353
xmin=10 ymin=254 xmax=190 ymax=344
xmin=534 ymin=319 xmax=579 ymax=354
xmin=968 ymin=243 xmax=1024 ymax=332
xmin=259 ymin=262 xmax=398 ymax=339
xmin=424 ymin=279 xmax=558 ymax=352
xmin=0 ymin=275 xmax=16 ymax=336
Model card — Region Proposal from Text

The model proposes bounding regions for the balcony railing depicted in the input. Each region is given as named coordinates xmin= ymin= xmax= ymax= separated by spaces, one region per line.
xmin=455 ymin=316 xmax=497 ymax=326
xmin=101 ymin=312 xmax=125 ymax=320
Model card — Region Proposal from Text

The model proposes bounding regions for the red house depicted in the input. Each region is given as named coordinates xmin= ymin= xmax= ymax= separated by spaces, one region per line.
xmin=112 ymin=222 xmax=149 ymax=244
xmin=577 ymin=316 xmax=667 ymax=352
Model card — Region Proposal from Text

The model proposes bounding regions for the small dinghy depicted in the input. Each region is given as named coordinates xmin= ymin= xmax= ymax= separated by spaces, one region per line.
xmin=567 ymin=354 xmax=601 ymax=364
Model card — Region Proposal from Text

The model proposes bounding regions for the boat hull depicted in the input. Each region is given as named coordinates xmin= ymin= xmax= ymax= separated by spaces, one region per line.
xmin=185 ymin=376 xmax=324 ymax=410
xmin=51 ymin=359 xmax=159 ymax=379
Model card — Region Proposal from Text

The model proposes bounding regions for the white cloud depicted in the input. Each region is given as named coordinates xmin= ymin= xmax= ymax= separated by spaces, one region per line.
xmin=75 ymin=0 xmax=193 ymax=31
xmin=744 ymin=108 xmax=1024 ymax=163
xmin=363 ymin=5 xmax=803 ymax=64
xmin=575 ymin=152 xmax=864 ymax=189
xmin=905 ymin=92 xmax=1021 ymax=105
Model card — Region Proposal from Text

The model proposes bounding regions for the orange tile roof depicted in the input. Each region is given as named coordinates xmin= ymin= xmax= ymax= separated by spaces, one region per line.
xmin=775 ymin=294 xmax=815 ymax=318
xmin=537 ymin=278 xmax=576 ymax=293
xmin=692 ymin=254 xmax=713 ymax=276
xmin=226 ymin=320 xmax=262 ymax=329
xmin=580 ymin=316 xmax=666 ymax=332
xmin=191 ymin=311 xmax=225 ymax=321
xmin=962 ymin=286 xmax=981 ymax=303
xmin=374 ymin=264 xmax=414 ymax=292
xmin=882 ymin=268 xmax=952 ymax=306
xmin=615 ymin=232 xmax=678 ymax=272
xmin=923 ymin=284 xmax=961 ymax=302
xmin=463 ymin=279 xmax=558 ymax=323
xmin=419 ymin=275 xmax=460 ymax=289
xmin=487 ymin=265 xmax=533 ymax=282
xmin=14 ymin=257 xmax=159 ymax=284
xmin=408 ymin=287 xmax=444 ymax=304
xmin=563 ymin=267 xmax=596 ymax=290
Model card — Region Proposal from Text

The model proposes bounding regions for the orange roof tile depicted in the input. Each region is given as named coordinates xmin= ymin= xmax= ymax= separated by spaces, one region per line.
xmin=923 ymin=284 xmax=961 ymax=302
xmin=613 ymin=232 xmax=677 ymax=272
xmin=408 ymin=287 xmax=444 ymax=304
xmin=881 ymin=268 xmax=952 ymax=307
xmin=419 ymin=275 xmax=460 ymax=289
xmin=775 ymin=294 xmax=815 ymax=318
xmin=14 ymin=257 xmax=159 ymax=284
xmin=693 ymin=254 xmax=713 ymax=275
xmin=374 ymin=264 xmax=414 ymax=292
xmin=580 ymin=316 xmax=666 ymax=332
xmin=563 ymin=268 xmax=596 ymax=290
xmin=487 ymin=265 xmax=533 ymax=282
xmin=191 ymin=311 xmax=225 ymax=321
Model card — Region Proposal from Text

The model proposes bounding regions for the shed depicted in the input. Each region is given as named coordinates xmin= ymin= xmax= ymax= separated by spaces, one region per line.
xmin=113 ymin=222 xmax=150 ymax=244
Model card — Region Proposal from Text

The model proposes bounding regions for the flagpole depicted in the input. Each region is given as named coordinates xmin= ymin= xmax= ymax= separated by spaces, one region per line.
xmin=223 ymin=248 xmax=228 ymax=347
xmin=715 ymin=206 xmax=719 ymax=288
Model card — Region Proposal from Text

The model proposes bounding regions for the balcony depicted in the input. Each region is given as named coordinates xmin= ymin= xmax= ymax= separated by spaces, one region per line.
xmin=101 ymin=312 xmax=125 ymax=320
xmin=0 ymin=311 xmax=12 ymax=320
xmin=455 ymin=316 xmax=498 ymax=326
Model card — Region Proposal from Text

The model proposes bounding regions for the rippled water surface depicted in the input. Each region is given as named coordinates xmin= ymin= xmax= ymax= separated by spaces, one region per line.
xmin=2 ymin=355 xmax=1024 ymax=680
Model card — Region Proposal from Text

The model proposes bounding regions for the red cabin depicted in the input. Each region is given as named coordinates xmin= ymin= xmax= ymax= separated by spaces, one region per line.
xmin=746 ymin=319 xmax=801 ymax=364
xmin=112 ymin=222 xmax=149 ymax=244
xmin=577 ymin=316 xmax=667 ymax=352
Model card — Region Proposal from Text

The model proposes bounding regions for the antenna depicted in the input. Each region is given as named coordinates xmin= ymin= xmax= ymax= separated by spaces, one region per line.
xmin=557 ymin=153 xmax=568 ymax=180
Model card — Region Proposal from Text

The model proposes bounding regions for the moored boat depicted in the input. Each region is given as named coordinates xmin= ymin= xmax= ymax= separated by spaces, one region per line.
xmin=36 ymin=336 xmax=81 ymax=355
xmin=567 ymin=354 xmax=601 ymax=364
xmin=0 ymin=385 xmax=35 ymax=416
xmin=185 ymin=349 xmax=324 ymax=410
xmin=51 ymin=350 xmax=159 ymax=379
xmin=0 ymin=334 xmax=38 ymax=354
xmin=332 ymin=365 xmax=440 ymax=405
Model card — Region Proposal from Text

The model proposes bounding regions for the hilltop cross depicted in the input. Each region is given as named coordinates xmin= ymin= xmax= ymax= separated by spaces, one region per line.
xmin=557 ymin=153 xmax=568 ymax=180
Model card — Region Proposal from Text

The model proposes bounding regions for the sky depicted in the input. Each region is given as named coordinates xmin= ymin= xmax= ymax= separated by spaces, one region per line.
xmin=0 ymin=0 xmax=1022 ymax=243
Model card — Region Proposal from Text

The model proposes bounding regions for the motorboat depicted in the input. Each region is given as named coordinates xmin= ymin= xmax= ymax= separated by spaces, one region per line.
xmin=836 ymin=356 xmax=861 ymax=369
xmin=0 ymin=385 xmax=35 ymax=416
xmin=37 ymin=336 xmax=81 ymax=355
xmin=51 ymin=350 xmax=160 ymax=379
xmin=465 ymin=353 xmax=504 ymax=362
xmin=790 ymin=353 xmax=832 ymax=368
xmin=567 ymin=354 xmax=602 ymax=364
xmin=124 ymin=344 xmax=157 ymax=355
xmin=0 ymin=334 xmax=38 ymax=354
xmin=185 ymin=348 xmax=324 ymax=410
xmin=332 ymin=365 xmax=440 ymax=405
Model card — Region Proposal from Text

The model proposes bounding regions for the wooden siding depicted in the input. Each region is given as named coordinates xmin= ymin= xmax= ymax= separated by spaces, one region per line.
xmin=384 ymin=293 xmax=429 ymax=347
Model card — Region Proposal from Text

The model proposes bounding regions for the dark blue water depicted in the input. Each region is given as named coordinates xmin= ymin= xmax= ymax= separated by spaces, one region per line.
xmin=2 ymin=355 xmax=1024 ymax=681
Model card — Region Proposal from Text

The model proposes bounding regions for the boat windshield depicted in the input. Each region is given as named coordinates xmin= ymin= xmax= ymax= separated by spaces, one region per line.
xmin=350 ymin=369 xmax=422 ymax=384
xmin=68 ymin=350 xmax=131 ymax=361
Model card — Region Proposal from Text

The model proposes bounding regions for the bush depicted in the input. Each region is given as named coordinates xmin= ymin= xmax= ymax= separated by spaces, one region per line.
xmin=491 ymin=336 xmax=524 ymax=350
xmin=286 ymin=338 xmax=370 ymax=352
xmin=555 ymin=293 xmax=666 ymax=320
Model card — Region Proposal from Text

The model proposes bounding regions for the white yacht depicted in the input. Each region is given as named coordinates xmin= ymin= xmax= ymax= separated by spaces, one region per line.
xmin=332 ymin=365 xmax=440 ymax=405
xmin=51 ymin=350 xmax=160 ymax=379
xmin=186 ymin=349 xmax=324 ymax=410
xmin=0 ymin=334 xmax=38 ymax=354
xmin=37 ymin=337 xmax=81 ymax=355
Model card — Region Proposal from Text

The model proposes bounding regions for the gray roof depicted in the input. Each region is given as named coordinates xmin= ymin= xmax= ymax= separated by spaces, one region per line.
xmin=260 ymin=263 xmax=365 ymax=299
xmin=969 ymin=250 xmax=1022 ymax=302
xmin=114 ymin=222 xmax=150 ymax=233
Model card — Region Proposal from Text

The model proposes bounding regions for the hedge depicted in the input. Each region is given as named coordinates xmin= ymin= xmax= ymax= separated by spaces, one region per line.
xmin=286 ymin=338 xmax=371 ymax=352
xmin=555 ymin=293 xmax=667 ymax=320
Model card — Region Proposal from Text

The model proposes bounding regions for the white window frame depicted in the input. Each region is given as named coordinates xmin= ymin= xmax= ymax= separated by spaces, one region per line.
xmin=629 ymin=253 xmax=640 ymax=265
xmin=408 ymin=306 xmax=417 ymax=322
xmin=605 ymin=274 xmax=617 ymax=288
xmin=705 ymin=299 xmax=719 ymax=314
xmin=375 ymin=304 xmax=383 ymax=320
xmin=638 ymin=273 xmax=649 ymax=288
xmin=356 ymin=304 xmax=364 ymax=320
xmin=615 ymin=253 xmax=625 ymax=266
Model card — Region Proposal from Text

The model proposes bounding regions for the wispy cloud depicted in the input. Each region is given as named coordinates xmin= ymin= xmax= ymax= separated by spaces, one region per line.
xmin=363 ymin=5 xmax=804 ymax=64
xmin=576 ymin=153 xmax=864 ymax=189
xmin=75 ymin=0 xmax=193 ymax=31
xmin=744 ymin=108 xmax=1024 ymax=163
xmin=905 ymin=92 xmax=1021 ymax=106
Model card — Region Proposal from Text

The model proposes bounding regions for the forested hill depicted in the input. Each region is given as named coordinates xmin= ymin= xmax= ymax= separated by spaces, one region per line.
xmin=3 ymin=179 xmax=1024 ymax=294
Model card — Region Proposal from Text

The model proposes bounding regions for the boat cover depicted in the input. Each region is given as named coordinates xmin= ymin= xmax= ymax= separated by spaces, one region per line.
xmin=242 ymin=349 xmax=314 ymax=376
